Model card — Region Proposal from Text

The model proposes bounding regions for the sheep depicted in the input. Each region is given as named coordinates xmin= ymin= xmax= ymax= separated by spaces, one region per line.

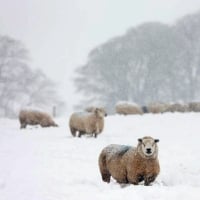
xmin=98 ymin=136 xmax=160 ymax=186
xmin=115 ymin=101 xmax=143 ymax=115
xmin=147 ymin=102 xmax=169 ymax=114
xmin=188 ymin=102 xmax=200 ymax=112
xmin=165 ymin=103 xmax=189 ymax=113
xmin=69 ymin=108 xmax=107 ymax=138
xmin=19 ymin=110 xmax=58 ymax=129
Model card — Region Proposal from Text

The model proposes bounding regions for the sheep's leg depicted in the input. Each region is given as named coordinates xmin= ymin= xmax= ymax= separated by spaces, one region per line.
xmin=99 ymin=154 xmax=111 ymax=183
xmin=94 ymin=133 xmax=97 ymax=138
xmin=20 ymin=123 xmax=26 ymax=129
xmin=137 ymin=174 xmax=144 ymax=183
xmin=70 ymin=127 xmax=77 ymax=137
xmin=101 ymin=171 xmax=111 ymax=183
xmin=78 ymin=131 xmax=83 ymax=137
xmin=144 ymin=175 xmax=156 ymax=186
xmin=129 ymin=174 xmax=144 ymax=185
xmin=117 ymin=177 xmax=129 ymax=184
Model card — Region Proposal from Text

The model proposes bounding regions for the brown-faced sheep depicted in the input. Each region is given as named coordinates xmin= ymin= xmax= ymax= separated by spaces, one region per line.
xmin=115 ymin=102 xmax=143 ymax=115
xmin=69 ymin=108 xmax=107 ymax=138
xmin=19 ymin=110 xmax=58 ymax=129
xmin=98 ymin=136 xmax=160 ymax=186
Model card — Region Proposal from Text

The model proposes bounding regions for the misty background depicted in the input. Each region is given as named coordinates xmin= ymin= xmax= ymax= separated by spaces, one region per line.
xmin=1 ymin=0 xmax=200 ymax=117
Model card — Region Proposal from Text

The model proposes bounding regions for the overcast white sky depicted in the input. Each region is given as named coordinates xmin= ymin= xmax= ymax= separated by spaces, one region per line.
xmin=1 ymin=0 xmax=200 ymax=109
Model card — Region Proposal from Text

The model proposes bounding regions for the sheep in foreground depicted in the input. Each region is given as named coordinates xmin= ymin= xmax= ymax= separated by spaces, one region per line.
xmin=98 ymin=136 xmax=160 ymax=186
xmin=115 ymin=101 xmax=143 ymax=115
xmin=19 ymin=110 xmax=58 ymax=129
xmin=69 ymin=108 xmax=107 ymax=138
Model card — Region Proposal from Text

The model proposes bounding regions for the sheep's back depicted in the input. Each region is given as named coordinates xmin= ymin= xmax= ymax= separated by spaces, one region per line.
xmin=69 ymin=112 xmax=93 ymax=130
xmin=102 ymin=144 xmax=132 ymax=162
xmin=19 ymin=110 xmax=40 ymax=124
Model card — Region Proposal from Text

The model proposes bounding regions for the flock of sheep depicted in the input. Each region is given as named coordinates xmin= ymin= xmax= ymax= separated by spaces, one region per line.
xmin=116 ymin=101 xmax=200 ymax=115
xmin=17 ymin=101 xmax=200 ymax=186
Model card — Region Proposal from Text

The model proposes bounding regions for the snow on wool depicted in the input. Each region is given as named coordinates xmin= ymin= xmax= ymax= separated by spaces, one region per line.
xmin=98 ymin=136 xmax=160 ymax=185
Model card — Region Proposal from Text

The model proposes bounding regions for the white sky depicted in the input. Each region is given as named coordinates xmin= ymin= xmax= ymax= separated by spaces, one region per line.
xmin=0 ymin=0 xmax=200 ymax=109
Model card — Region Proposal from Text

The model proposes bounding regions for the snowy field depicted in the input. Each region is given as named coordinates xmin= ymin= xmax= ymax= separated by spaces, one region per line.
xmin=0 ymin=113 xmax=200 ymax=200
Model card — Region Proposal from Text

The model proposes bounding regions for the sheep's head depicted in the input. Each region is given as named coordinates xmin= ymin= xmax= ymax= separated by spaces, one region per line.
xmin=137 ymin=136 xmax=159 ymax=158
xmin=95 ymin=108 xmax=107 ymax=117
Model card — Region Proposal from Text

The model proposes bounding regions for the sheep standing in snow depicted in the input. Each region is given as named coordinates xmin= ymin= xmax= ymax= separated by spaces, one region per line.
xmin=69 ymin=108 xmax=107 ymax=138
xmin=165 ymin=103 xmax=189 ymax=113
xmin=147 ymin=102 xmax=169 ymax=114
xmin=98 ymin=136 xmax=160 ymax=186
xmin=19 ymin=110 xmax=58 ymax=129
xmin=115 ymin=101 xmax=143 ymax=115
xmin=188 ymin=102 xmax=200 ymax=112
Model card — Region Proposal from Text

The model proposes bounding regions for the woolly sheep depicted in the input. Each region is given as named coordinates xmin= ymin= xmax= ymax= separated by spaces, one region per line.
xmin=19 ymin=110 xmax=58 ymax=129
xmin=69 ymin=108 xmax=107 ymax=138
xmin=188 ymin=102 xmax=200 ymax=112
xmin=147 ymin=102 xmax=169 ymax=114
xmin=98 ymin=136 xmax=160 ymax=186
xmin=165 ymin=103 xmax=189 ymax=113
xmin=115 ymin=101 xmax=143 ymax=115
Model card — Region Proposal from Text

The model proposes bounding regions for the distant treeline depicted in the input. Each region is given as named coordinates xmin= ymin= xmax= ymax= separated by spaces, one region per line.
xmin=74 ymin=11 xmax=200 ymax=113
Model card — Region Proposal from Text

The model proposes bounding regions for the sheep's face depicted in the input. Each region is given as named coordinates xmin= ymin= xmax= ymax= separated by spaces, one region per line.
xmin=95 ymin=108 xmax=107 ymax=117
xmin=138 ymin=137 xmax=159 ymax=158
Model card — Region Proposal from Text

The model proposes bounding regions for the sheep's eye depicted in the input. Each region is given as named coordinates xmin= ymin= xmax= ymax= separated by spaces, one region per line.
xmin=142 ymin=143 xmax=146 ymax=147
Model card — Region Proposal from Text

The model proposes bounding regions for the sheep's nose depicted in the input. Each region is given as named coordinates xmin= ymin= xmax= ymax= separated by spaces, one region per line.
xmin=146 ymin=148 xmax=152 ymax=154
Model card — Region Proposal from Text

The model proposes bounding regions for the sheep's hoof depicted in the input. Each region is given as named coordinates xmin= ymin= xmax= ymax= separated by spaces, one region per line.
xmin=102 ymin=173 xmax=111 ymax=183
xmin=144 ymin=176 xmax=155 ymax=186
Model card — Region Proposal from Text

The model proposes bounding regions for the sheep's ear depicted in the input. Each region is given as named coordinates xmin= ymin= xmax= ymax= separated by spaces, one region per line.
xmin=138 ymin=138 xmax=142 ymax=143
xmin=154 ymin=139 xmax=159 ymax=143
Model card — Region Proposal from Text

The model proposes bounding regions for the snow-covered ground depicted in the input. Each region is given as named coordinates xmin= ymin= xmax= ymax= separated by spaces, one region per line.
xmin=0 ymin=113 xmax=200 ymax=200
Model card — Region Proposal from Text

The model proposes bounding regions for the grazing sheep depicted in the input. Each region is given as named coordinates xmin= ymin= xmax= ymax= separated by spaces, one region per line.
xmin=115 ymin=101 xmax=143 ymax=115
xmin=19 ymin=110 xmax=58 ymax=129
xmin=188 ymin=102 xmax=200 ymax=112
xmin=69 ymin=108 xmax=107 ymax=138
xmin=147 ymin=102 xmax=169 ymax=114
xmin=98 ymin=136 xmax=160 ymax=186
xmin=165 ymin=103 xmax=189 ymax=113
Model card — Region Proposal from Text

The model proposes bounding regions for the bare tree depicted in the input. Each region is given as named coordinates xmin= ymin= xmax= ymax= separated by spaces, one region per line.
xmin=74 ymin=11 xmax=200 ymax=113
xmin=0 ymin=35 xmax=64 ymax=118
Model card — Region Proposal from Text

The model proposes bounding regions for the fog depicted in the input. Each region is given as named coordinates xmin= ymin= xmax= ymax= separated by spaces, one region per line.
xmin=1 ymin=0 xmax=200 ymax=115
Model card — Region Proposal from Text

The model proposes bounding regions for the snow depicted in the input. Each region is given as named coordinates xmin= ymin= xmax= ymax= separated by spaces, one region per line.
xmin=0 ymin=113 xmax=200 ymax=200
